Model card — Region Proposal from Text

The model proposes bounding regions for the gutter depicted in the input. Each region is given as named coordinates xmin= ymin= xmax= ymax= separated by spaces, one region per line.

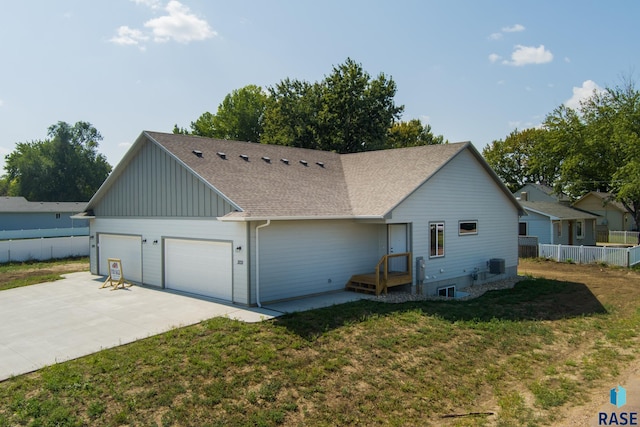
xmin=255 ymin=220 xmax=271 ymax=308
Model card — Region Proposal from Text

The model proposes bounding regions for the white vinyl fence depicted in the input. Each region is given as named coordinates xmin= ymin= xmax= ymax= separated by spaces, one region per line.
xmin=0 ymin=236 xmax=89 ymax=263
xmin=609 ymin=231 xmax=640 ymax=245
xmin=539 ymin=244 xmax=640 ymax=267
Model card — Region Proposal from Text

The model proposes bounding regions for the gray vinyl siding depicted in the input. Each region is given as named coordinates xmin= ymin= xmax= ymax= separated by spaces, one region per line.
xmin=0 ymin=212 xmax=88 ymax=231
xmin=520 ymin=211 xmax=553 ymax=244
xmin=89 ymin=218 xmax=249 ymax=304
xmin=389 ymin=149 xmax=519 ymax=294
xmin=93 ymin=140 xmax=234 ymax=217
xmin=251 ymin=220 xmax=383 ymax=304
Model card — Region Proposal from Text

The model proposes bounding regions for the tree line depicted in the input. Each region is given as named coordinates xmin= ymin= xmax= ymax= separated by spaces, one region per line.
xmin=173 ymin=58 xmax=445 ymax=152
xmin=483 ymin=79 xmax=640 ymax=230
xmin=1 ymin=58 xmax=445 ymax=201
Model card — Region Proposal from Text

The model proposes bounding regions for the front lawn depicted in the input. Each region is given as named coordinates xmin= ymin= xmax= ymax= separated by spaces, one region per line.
xmin=0 ymin=259 xmax=638 ymax=426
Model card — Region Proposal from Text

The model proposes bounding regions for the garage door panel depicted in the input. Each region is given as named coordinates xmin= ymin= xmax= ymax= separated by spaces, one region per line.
xmin=98 ymin=234 xmax=142 ymax=283
xmin=164 ymin=239 xmax=232 ymax=301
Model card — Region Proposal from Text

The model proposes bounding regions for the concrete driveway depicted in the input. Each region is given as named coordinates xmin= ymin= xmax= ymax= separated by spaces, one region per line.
xmin=0 ymin=272 xmax=282 ymax=381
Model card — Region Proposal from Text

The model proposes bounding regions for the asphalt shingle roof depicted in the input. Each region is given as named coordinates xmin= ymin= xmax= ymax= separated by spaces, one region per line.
xmin=89 ymin=131 xmax=520 ymax=220
xmin=520 ymin=201 xmax=599 ymax=220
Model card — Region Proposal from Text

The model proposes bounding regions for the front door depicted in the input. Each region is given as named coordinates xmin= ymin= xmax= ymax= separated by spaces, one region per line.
xmin=388 ymin=224 xmax=408 ymax=272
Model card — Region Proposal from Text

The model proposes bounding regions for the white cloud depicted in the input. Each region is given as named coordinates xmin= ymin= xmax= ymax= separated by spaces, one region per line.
xmin=489 ymin=24 xmax=524 ymax=40
xmin=488 ymin=53 xmax=502 ymax=63
xmin=109 ymin=26 xmax=149 ymax=46
xmin=565 ymin=80 xmax=604 ymax=109
xmin=503 ymin=44 xmax=553 ymax=66
xmin=110 ymin=1 xmax=216 ymax=48
xmin=132 ymin=0 xmax=162 ymax=9
xmin=502 ymin=24 xmax=525 ymax=33
xmin=145 ymin=1 xmax=217 ymax=43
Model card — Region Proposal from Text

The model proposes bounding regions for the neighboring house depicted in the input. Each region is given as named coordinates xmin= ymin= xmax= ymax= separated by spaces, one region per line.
xmin=518 ymin=201 xmax=598 ymax=246
xmin=0 ymin=197 xmax=88 ymax=239
xmin=78 ymin=131 xmax=524 ymax=305
xmin=514 ymin=183 xmax=570 ymax=205
xmin=572 ymin=191 xmax=637 ymax=232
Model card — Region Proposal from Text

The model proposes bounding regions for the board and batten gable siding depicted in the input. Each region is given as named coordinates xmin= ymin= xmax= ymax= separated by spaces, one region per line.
xmin=389 ymin=148 xmax=519 ymax=290
xmin=89 ymin=218 xmax=249 ymax=304
xmin=250 ymin=220 xmax=384 ymax=304
xmin=93 ymin=139 xmax=235 ymax=218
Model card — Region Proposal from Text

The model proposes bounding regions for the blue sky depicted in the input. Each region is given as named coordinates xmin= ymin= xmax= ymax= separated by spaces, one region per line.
xmin=1 ymin=1 xmax=639 ymax=173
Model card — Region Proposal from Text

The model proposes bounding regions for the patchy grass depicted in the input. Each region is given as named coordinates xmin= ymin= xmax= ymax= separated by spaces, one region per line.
xmin=0 ymin=260 xmax=639 ymax=426
xmin=0 ymin=257 xmax=89 ymax=291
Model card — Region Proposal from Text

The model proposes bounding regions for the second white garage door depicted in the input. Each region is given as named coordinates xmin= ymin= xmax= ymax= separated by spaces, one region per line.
xmin=164 ymin=238 xmax=233 ymax=301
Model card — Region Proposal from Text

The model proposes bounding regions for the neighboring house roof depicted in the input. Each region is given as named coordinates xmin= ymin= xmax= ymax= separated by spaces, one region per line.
xmin=515 ymin=183 xmax=570 ymax=202
xmin=573 ymin=191 xmax=627 ymax=213
xmin=0 ymin=197 xmax=86 ymax=213
xmin=87 ymin=131 xmax=524 ymax=220
xmin=520 ymin=201 xmax=598 ymax=221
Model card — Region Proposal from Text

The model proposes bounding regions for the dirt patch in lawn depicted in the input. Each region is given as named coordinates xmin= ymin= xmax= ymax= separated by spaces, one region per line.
xmin=519 ymin=258 xmax=640 ymax=425
xmin=0 ymin=259 xmax=89 ymax=289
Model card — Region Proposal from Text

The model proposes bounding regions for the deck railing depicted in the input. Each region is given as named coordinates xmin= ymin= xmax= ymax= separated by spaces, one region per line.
xmin=374 ymin=252 xmax=412 ymax=294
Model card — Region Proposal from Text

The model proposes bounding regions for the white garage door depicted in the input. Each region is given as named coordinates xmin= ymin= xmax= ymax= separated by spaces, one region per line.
xmin=98 ymin=234 xmax=142 ymax=283
xmin=164 ymin=239 xmax=232 ymax=301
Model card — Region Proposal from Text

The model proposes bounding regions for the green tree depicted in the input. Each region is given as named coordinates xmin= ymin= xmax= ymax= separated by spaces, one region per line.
xmin=211 ymin=85 xmax=267 ymax=142
xmin=262 ymin=58 xmax=404 ymax=153
xmin=482 ymin=127 xmax=558 ymax=192
xmin=386 ymin=119 xmax=446 ymax=149
xmin=545 ymin=80 xmax=640 ymax=228
xmin=261 ymin=78 xmax=322 ymax=149
xmin=174 ymin=85 xmax=267 ymax=142
xmin=4 ymin=121 xmax=111 ymax=201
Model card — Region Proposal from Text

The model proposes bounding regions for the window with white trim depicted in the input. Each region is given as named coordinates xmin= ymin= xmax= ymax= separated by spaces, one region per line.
xmin=459 ymin=221 xmax=478 ymax=235
xmin=519 ymin=222 xmax=527 ymax=236
xmin=430 ymin=222 xmax=445 ymax=257
xmin=438 ymin=285 xmax=455 ymax=298
xmin=576 ymin=220 xmax=585 ymax=239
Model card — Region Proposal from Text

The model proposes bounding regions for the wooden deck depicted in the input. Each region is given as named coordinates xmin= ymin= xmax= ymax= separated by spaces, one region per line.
xmin=345 ymin=252 xmax=413 ymax=295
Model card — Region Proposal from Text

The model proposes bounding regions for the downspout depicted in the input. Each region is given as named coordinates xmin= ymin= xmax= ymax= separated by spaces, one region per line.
xmin=255 ymin=220 xmax=271 ymax=308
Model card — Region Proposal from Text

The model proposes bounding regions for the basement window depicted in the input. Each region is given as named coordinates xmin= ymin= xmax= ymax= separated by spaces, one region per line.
xmin=437 ymin=285 xmax=456 ymax=298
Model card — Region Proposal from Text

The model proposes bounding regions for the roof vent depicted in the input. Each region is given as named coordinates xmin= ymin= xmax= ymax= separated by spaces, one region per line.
xmin=216 ymin=152 xmax=226 ymax=160
xmin=300 ymin=160 xmax=308 ymax=166
xmin=281 ymin=158 xmax=289 ymax=165
xmin=192 ymin=150 xmax=203 ymax=158
xmin=316 ymin=161 xmax=325 ymax=168
xmin=239 ymin=154 xmax=249 ymax=162
xmin=261 ymin=156 xmax=271 ymax=163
